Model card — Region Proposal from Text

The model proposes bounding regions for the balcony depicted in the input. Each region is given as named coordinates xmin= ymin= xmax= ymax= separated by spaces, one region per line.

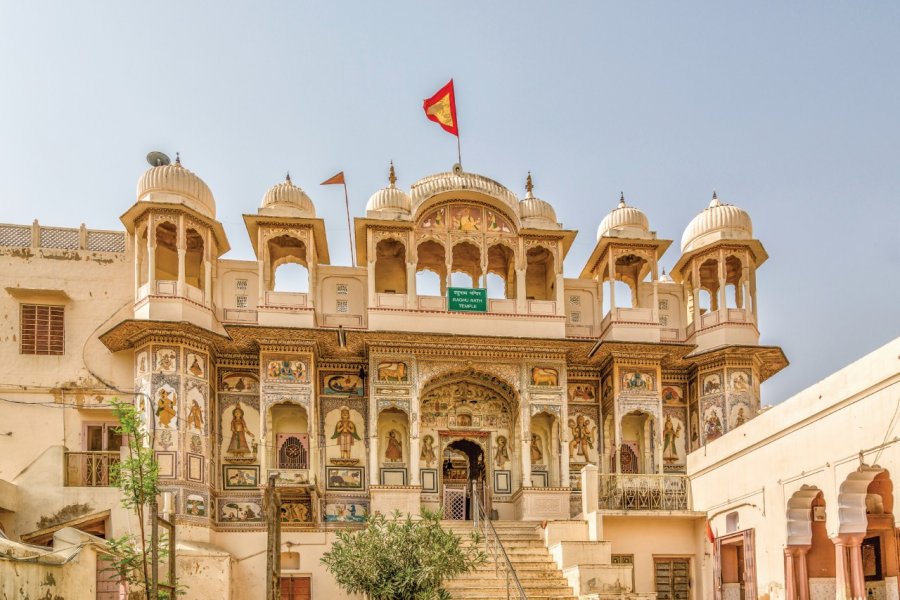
xmin=598 ymin=473 xmax=691 ymax=511
xmin=65 ymin=451 xmax=120 ymax=487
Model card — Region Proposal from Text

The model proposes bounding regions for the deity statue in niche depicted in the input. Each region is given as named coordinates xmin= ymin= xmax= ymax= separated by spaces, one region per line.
xmin=494 ymin=435 xmax=509 ymax=468
xmin=186 ymin=400 xmax=204 ymax=431
xmin=420 ymin=434 xmax=436 ymax=466
xmin=662 ymin=415 xmax=682 ymax=463
xmin=228 ymin=405 xmax=252 ymax=455
xmin=156 ymin=389 xmax=176 ymax=427
xmin=385 ymin=430 xmax=403 ymax=462
xmin=331 ymin=407 xmax=361 ymax=462
xmin=531 ymin=434 xmax=543 ymax=464
xmin=568 ymin=414 xmax=595 ymax=460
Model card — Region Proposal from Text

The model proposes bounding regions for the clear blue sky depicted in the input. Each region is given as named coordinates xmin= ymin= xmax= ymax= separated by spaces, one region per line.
xmin=0 ymin=2 xmax=897 ymax=404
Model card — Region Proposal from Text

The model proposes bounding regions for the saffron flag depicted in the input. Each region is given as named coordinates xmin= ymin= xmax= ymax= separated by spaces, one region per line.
xmin=321 ymin=172 xmax=345 ymax=186
xmin=423 ymin=80 xmax=459 ymax=136
xmin=705 ymin=520 xmax=716 ymax=544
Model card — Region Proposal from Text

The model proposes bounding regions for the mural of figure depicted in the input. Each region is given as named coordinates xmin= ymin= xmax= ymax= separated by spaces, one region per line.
xmin=735 ymin=407 xmax=747 ymax=427
xmin=494 ymin=435 xmax=509 ymax=468
xmin=454 ymin=207 xmax=480 ymax=232
xmin=420 ymin=434 xmax=436 ymax=466
xmin=188 ymin=355 xmax=204 ymax=378
xmin=187 ymin=400 xmax=203 ymax=431
xmin=662 ymin=415 xmax=682 ymax=463
xmin=385 ymin=430 xmax=403 ymax=462
xmin=568 ymin=414 xmax=595 ymax=459
xmin=704 ymin=410 xmax=723 ymax=441
xmin=228 ymin=405 xmax=251 ymax=455
xmin=530 ymin=434 xmax=543 ymax=464
xmin=332 ymin=407 xmax=361 ymax=459
xmin=156 ymin=390 xmax=176 ymax=427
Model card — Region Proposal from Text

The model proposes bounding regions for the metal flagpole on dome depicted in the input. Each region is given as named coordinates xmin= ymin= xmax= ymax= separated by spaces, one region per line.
xmin=321 ymin=171 xmax=355 ymax=267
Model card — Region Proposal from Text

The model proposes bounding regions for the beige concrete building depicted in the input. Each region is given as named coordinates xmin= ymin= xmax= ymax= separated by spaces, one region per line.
xmin=0 ymin=156 xmax=893 ymax=600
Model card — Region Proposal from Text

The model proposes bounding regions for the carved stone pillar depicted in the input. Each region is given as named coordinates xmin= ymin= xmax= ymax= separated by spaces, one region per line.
xmin=795 ymin=545 xmax=811 ymax=600
xmin=406 ymin=261 xmax=417 ymax=308
xmin=515 ymin=267 xmax=526 ymax=313
xmin=834 ymin=533 xmax=865 ymax=600
xmin=784 ymin=548 xmax=797 ymax=600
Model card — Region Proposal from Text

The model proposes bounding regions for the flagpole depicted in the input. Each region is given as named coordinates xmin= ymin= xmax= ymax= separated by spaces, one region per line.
xmin=456 ymin=134 xmax=462 ymax=169
xmin=342 ymin=180 xmax=355 ymax=268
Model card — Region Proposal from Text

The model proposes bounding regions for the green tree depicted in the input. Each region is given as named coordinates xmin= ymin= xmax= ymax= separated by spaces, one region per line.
xmin=321 ymin=509 xmax=486 ymax=600
xmin=105 ymin=398 xmax=179 ymax=599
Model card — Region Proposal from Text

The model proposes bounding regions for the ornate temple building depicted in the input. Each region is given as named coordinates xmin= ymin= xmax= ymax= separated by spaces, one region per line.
xmin=0 ymin=157 xmax=896 ymax=600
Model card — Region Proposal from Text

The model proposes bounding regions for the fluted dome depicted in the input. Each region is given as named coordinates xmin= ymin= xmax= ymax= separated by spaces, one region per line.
xmin=517 ymin=173 xmax=559 ymax=229
xmin=681 ymin=193 xmax=753 ymax=253
xmin=410 ymin=169 xmax=520 ymax=216
xmin=597 ymin=195 xmax=650 ymax=241
xmin=137 ymin=155 xmax=215 ymax=218
xmin=259 ymin=174 xmax=316 ymax=218
xmin=366 ymin=164 xmax=411 ymax=218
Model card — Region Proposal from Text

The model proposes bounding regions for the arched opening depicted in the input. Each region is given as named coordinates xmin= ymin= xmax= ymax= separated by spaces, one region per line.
xmin=271 ymin=403 xmax=309 ymax=470
xmin=377 ymin=408 xmax=409 ymax=484
xmin=450 ymin=271 xmax=474 ymax=288
xmin=184 ymin=228 xmax=204 ymax=291
xmin=416 ymin=240 xmax=446 ymax=296
xmin=154 ymin=222 xmax=178 ymax=282
xmin=725 ymin=255 xmax=743 ymax=309
xmin=698 ymin=288 xmax=713 ymax=313
xmin=273 ymin=262 xmax=309 ymax=293
xmin=785 ymin=486 xmax=835 ymax=600
xmin=525 ymin=246 xmax=555 ymax=301
xmin=620 ymin=411 xmax=655 ymax=474
xmin=442 ymin=438 xmax=486 ymax=520
xmin=530 ymin=412 xmax=559 ymax=487
xmin=613 ymin=253 xmax=647 ymax=309
xmin=699 ymin=258 xmax=720 ymax=311
xmin=374 ymin=238 xmax=407 ymax=294
xmin=451 ymin=242 xmax=481 ymax=289
xmin=487 ymin=243 xmax=516 ymax=300
xmin=267 ymin=235 xmax=309 ymax=293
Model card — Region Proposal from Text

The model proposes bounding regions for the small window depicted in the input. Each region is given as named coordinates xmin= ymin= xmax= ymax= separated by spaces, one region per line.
xmin=336 ymin=283 xmax=348 ymax=296
xmin=336 ymin=300 xmax=349 ymax=313
xmin=569 ymin=295 xmax=581 ymax=305
xmin=20 ymin=304 xmax=65 ymax=355
xmin=236 ymin=279 xmax=248 ymax=291
xmin=659 ymin=315 xmax=668 ymax=326
xmin=726 ymin=511 xmax=740 ymax=533
xmin=236 ymin=295 xmax=248 ymax=309
xmin=658 ymin=299 xmax=669 ymax=311
xmin=85 ymin=423 xmax=122 ymax=452
xmin=612 ymin=554 xmax=635 ymax=590
xmin=570 ymin=311 xmax=581 ymax=323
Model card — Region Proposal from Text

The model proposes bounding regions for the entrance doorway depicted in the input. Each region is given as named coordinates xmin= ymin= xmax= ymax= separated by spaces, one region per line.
xmin=654 ymin=558 xmax=690 ymax=600
xmin=716 ymin=530 xmax=757 ymax=600
xmin=441 ymin=439 xmax=487 ymax=520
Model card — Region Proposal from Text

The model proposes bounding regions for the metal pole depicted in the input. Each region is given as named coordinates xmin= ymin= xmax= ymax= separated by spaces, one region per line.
xmin=150 ymin=499 xmax=158 ymax=599
xmin=343 ymin=181 xmax=355 ymax=268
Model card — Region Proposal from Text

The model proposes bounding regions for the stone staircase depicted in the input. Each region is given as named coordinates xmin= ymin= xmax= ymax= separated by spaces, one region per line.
xmin=442 ymin=521 xmax=578 ymax=600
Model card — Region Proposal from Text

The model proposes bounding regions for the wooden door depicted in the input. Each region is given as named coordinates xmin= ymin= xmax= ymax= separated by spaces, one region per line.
xmin=655 ymin=558 xmax=691 ymax=600
xmin=280 ymin=576 xmax=311 ymax=600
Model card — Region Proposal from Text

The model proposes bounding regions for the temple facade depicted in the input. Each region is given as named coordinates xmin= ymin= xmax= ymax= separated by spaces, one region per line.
xmin=1 ymin=156 xmax=893 ymax=600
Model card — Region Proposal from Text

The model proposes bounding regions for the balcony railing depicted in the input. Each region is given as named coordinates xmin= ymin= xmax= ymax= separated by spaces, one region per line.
xmin=65 ymin=451 xmax=120 ymax=487
xmin=598 ymin=473 xmax=691 ymax=511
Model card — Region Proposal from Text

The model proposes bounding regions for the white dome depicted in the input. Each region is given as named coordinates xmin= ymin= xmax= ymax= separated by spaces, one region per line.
xmin=517 ymin=173 xmax=558 ymax=229
xmin=681 ymin=192 xmax=753 ymax=253
xmin=137 ymin=155 xmax=215 ymax=218
xmin=259 ymin=174 xmax=316 ymax=218
xmin=597 ymin=194 xmax=650 ymax=241
xmin=410 ymin=169 xmax=519 ymax=216
xmin=366 ymin=163 xmax=411 ymax=217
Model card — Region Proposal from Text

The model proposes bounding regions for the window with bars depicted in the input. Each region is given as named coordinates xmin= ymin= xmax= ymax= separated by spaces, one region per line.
xmin=236 ymin=278 xmax=248 ymax=291
xmin=571 ymin=311 xmax=581 ymax=323
xmin=236 ymin=295 xmax=248 ymax=309
xmin=20 ymin=304 xmax=64 ymax=355
xmin=336 ymin=299 xmax=349 ymax=313
xmin=336 ymin=283 xmax=348 ymax=295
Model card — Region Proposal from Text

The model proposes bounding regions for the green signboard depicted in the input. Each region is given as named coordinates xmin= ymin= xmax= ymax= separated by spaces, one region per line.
xmin=447 ymin=287 xmax=488 ymax=312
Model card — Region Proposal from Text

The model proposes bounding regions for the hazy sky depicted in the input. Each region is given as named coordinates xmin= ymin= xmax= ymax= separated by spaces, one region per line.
xmin=0 ymin=2 xmax=897 ymax=404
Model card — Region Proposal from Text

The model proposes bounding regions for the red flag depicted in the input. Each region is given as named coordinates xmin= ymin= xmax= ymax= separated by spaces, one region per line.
xmin=423 ymin=80 xmax=459 ymax=136
xmin=705 ymin=520 xmax=716 ymax=544
xmin=320 ymin=172 xmax=345 ymax=185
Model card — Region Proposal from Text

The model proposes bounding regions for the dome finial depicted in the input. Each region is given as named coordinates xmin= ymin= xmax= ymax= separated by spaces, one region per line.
xmin=285 ymin=171 xmax=292 ymax=184
xmin=388 ymin=161 xmax=397 ymax=187
xmin=525 ymin=172 xmax=534 ymax=197
xmin=619 ymin=191 xmax=626 ymax=207
xmin=709 ymin=189 xmax=720 ymax=208
xmin=175 ymin=152 xmax=181 ymax=167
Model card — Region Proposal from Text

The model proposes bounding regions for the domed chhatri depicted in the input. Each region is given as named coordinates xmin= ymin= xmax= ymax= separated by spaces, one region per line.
xmin=137 ymin=153 xmax=216 ymax=219
xmin=596 ymin=193 xmax=650 ymax=241
xmin=681 ymin=191 xmax=753 ymax=253
xmin=366 ymin=162 xmax=412 ymax=218
xmin=259 ymin=173 xmax=316 ymax=218
xmin=518 ymin=172 xmax=559 ymax=229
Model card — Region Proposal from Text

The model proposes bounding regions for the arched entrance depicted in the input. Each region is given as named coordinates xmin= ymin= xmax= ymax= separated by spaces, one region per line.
xmin=418 ymin=369 xmax=519 ymax=520
xmin=442 ymin=438 xmax=487 ymax=520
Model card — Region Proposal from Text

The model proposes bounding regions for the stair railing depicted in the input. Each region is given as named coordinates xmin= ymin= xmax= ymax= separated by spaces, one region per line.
xmin=471 ymin=481 xmax=527 ymax=600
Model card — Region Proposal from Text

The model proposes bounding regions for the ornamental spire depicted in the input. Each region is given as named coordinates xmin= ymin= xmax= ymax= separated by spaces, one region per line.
xmin=525 ymin=172 xmax=534 ymax=197
xmin=619 ymin=191 xmax=626 ymax=208
xmin=388 ymin=161 xmax=397 ymax=187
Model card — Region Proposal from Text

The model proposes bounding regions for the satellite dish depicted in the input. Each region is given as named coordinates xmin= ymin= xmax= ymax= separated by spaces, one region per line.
xmin=146 ymin=151 xmax=171 ymax=167
xmin=452 ymin=163 xmax=463 ymax=175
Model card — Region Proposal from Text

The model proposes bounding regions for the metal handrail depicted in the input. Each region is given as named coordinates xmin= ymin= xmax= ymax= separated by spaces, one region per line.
xmin=471 ymin=481 xmax=527 ymax=600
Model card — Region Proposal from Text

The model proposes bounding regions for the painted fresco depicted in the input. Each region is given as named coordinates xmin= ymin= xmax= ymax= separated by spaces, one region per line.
xmin=154 ymin=383 xmax=178 ymax=429
xmin=322 ymin=371 xmax=365 ymax=396
xmin=184 ymin=380 xmax=206 ymax=434
xmin=154 ymin=347 xmax=178 ymax=374
xmin=450 ymin=205 xmax=482 ymax=232
xmin=702 ymin=372 xmax=723 ymax=395
xmin=702 ymin=399 xmax=725 ymax=443
xmin=530 ymin=366 xmax=559 ymax=387
xmin=662 ymin=385 xmax=683 ymax=404
xmin=265 ymin=358 xmax=308 ymax=384
xmin=220 ymin=399 xmax=260 ymax=463
xmin=325 ymin=406 xmax=365 ymax=465
xmin=729 ymin=370 xmax=752 ymax=392
xmin=376 ymin=361 xmax=409 ymax=383
xmin=662 ymin=406 xmax=687 ymax=471
xmin=218 ymin=500 xmax=263 ymax=523
xmin=220 ymin=372 xmax=259 ymax=393
xmin=185 ymin=493 xmax=207 ymax=517
xmin=420 ymin=434 xmax=437 ymax=467
xmin=568 ymin=382 xmax=597 ymax=402
xmin=485 ymin=209 xmax=512 ymax=233
xmin=324 ymin=501 xmax=368 ymax=523
xmin=729 ymin=399 xmax=752 ymax=429
xmin=186 ymin=352 xmax=206 ymax=379
xmin=420 ymin=207 xmax=446 ymax=230
xmin=621 ymin=369 xmax=655 ymax=393
xmin=689 ymin=403 xmax=700 ymax=451
xmin=568 ymin=413 xmax=597 ymax=463
xmin=281 ymin=498 xmax=312 ymax=523
xmin=136 ymin=351 xmax=149 ymax=376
